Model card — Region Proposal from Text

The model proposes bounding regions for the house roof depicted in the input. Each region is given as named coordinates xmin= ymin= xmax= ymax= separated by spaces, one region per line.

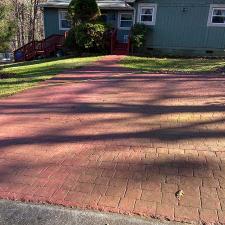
xmin=39 ymin=0 xmax=134 ymax=10
xmin=97 ymin=0 xmax=134 ymax=10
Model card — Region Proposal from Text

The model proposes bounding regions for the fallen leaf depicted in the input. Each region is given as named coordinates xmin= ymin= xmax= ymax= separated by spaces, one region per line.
xmin=175 ymin=190 xmax=184 ymax=200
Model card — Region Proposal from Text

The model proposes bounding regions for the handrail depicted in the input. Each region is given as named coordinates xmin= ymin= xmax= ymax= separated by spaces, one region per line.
xmin=14 ymin=41 xmax=37 ymax=62
xmin=14 ymin=34 xmax=65 ymax=62
xmin=127 ymin=33 xmax=131 ymax=55
xmin=111 ymin=29 xmax=117 ymax=54
xmin=14 ymin=40 xmax=35 ymax=53
xmin=14 ymin=34 xmax=64 ymax=53
xmin=35 ymin=40 xmax=44 ymax=51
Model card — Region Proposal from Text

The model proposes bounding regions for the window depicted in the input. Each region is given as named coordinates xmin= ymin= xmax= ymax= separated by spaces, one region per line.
xmin=118 ymin=13 xmax=133 ymax=29
xmin=123 ymin=35 xmax=129 ymax=43
xmin=140 ymin=8 xmax=153 ymax=23
xmin=208 ymin=4 xmax=225 ymax=27
xmin=59 ymin=11 xmax=71 ymax=30
xmin=212 ymin=9 xmax=225 ymax=23
xmin=138 ymin=3 xmax=157 ymax=25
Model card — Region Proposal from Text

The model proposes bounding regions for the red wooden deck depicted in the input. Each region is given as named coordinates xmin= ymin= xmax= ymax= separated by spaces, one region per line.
xmin=14 ymin=35 xmax=65 ymax=62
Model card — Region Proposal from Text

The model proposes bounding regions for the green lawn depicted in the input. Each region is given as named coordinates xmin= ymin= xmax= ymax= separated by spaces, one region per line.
xmin=121 ymin=56 xmax=225 ymax=73
xmin=0 ymin=56 xmax=100 ymax=97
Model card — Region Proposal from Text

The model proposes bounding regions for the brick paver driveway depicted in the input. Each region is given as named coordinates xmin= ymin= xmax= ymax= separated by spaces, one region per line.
xmin=0 ymin=55 xmax=225 ymax=224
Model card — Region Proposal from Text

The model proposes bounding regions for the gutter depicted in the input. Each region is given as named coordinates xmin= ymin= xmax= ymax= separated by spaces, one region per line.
xmin=38 ymin=0 xmax=135 ymax=10
xmin=38 ymin=4 xmax=134 ymax=11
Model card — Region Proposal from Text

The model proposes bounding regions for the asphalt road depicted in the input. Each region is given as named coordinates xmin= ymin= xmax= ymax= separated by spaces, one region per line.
xmin=0 ymin=200 xmax=187 ymax=225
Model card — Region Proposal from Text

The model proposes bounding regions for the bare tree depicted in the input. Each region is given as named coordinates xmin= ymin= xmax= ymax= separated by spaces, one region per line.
xmin=7 ymin=0 xmax=45 ymax=50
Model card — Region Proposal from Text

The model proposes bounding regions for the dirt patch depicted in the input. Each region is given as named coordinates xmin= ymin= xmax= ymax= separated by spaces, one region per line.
xmin=215 ymin=66 xmax=225 ymax=73
xmin=0 ymin=73 xmax=17 ymax=79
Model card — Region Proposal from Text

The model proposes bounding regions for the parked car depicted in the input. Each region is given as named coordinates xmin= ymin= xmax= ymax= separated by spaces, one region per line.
xmin=0 ymin=53 xmax=14 ymax=63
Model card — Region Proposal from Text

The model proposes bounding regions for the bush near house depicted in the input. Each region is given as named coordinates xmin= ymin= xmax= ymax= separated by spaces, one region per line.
xmin=130 ymin=24 xmax=149 ymax=54
xmin=74 ymin=23 xmax=107 ymax=52
xmin=68 ymin=0 xmax=100 ymax=24
xmin=67 ymin=0 xmax=107 ymax=53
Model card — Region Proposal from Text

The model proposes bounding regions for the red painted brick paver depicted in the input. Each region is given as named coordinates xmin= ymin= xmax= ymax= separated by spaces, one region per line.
xmin=0 ymin=55 xmax=225 ymax=224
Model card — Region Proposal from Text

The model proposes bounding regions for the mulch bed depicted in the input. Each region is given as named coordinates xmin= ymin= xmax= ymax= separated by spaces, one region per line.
xmin=215 ymin=66 xmax=225 ymax=73
xmin=0 ymin=73 xmax=17 ymax=79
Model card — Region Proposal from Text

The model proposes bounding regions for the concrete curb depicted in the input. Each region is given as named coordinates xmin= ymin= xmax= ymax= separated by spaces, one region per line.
xmin=0 ymin=200 xmax=188 ymax=225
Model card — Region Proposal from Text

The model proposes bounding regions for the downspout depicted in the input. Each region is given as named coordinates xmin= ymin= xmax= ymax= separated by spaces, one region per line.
xmin=133 ymin=7 xmax=136 ymax=25
xmin=131 ymin=7 xmax=136 ymax=55
xmin=125 ymin=0 xmax=136 ymax=54
xmin=124 ymin=0 xmax=136 ymax=25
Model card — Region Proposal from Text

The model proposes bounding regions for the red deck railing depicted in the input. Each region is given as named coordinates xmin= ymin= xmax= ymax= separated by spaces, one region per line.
xmin=110 ymin=29 xmax=117 ymax=54
xmin=127 ymin=34 xmax=131 ymax=55
xmin=14 ymin=34 xmax=65 ymax=62
xmin=110 ymin=29 xmax=130 ymax=55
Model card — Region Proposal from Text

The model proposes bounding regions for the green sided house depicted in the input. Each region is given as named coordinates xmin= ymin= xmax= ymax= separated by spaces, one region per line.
xmin=39 ymin=0 xmax=225 ymax=56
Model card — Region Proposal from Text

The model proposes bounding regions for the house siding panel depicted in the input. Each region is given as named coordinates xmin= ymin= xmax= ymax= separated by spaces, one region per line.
xmin=206 ymin=27 xmax=225 ymax=48
xmin=146 ymin=5 xmax=208 ymax=49
xmin=134 ymin=0 xmax=225 ymax=55
xmin=44 ymin=8 xmax=66 ymax=38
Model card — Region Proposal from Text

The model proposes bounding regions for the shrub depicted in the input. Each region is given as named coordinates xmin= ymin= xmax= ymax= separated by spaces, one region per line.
xmin=74 ymin=23 xmax=106 ymax=52
xmin=130 ymin=23 xmax=149 ymax=52
xmin=68 ymin=0 xmax=101 ymax=24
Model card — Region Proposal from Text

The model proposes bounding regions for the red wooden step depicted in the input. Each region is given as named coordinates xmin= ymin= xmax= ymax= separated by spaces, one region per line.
xmin=112 ymin=49 xmax=129 ymax=55
xmin=115 ymin=43 xmax=128 ymax=49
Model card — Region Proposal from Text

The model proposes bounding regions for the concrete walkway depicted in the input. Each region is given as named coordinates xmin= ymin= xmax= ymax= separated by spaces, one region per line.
xmin=0 ymin=55 xmax=225 ymax=224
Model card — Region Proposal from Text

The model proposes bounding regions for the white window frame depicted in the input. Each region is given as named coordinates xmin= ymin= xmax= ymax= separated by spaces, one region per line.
xmin=137 ymin=3 xmax=157 ymax=26
xmin=207 ymin=4 xmax=225 ymax=27
xmin=58 ymin=10 xmax=71 ymax=31
xmin=118 ymin=12 xmax=134 ymax=30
